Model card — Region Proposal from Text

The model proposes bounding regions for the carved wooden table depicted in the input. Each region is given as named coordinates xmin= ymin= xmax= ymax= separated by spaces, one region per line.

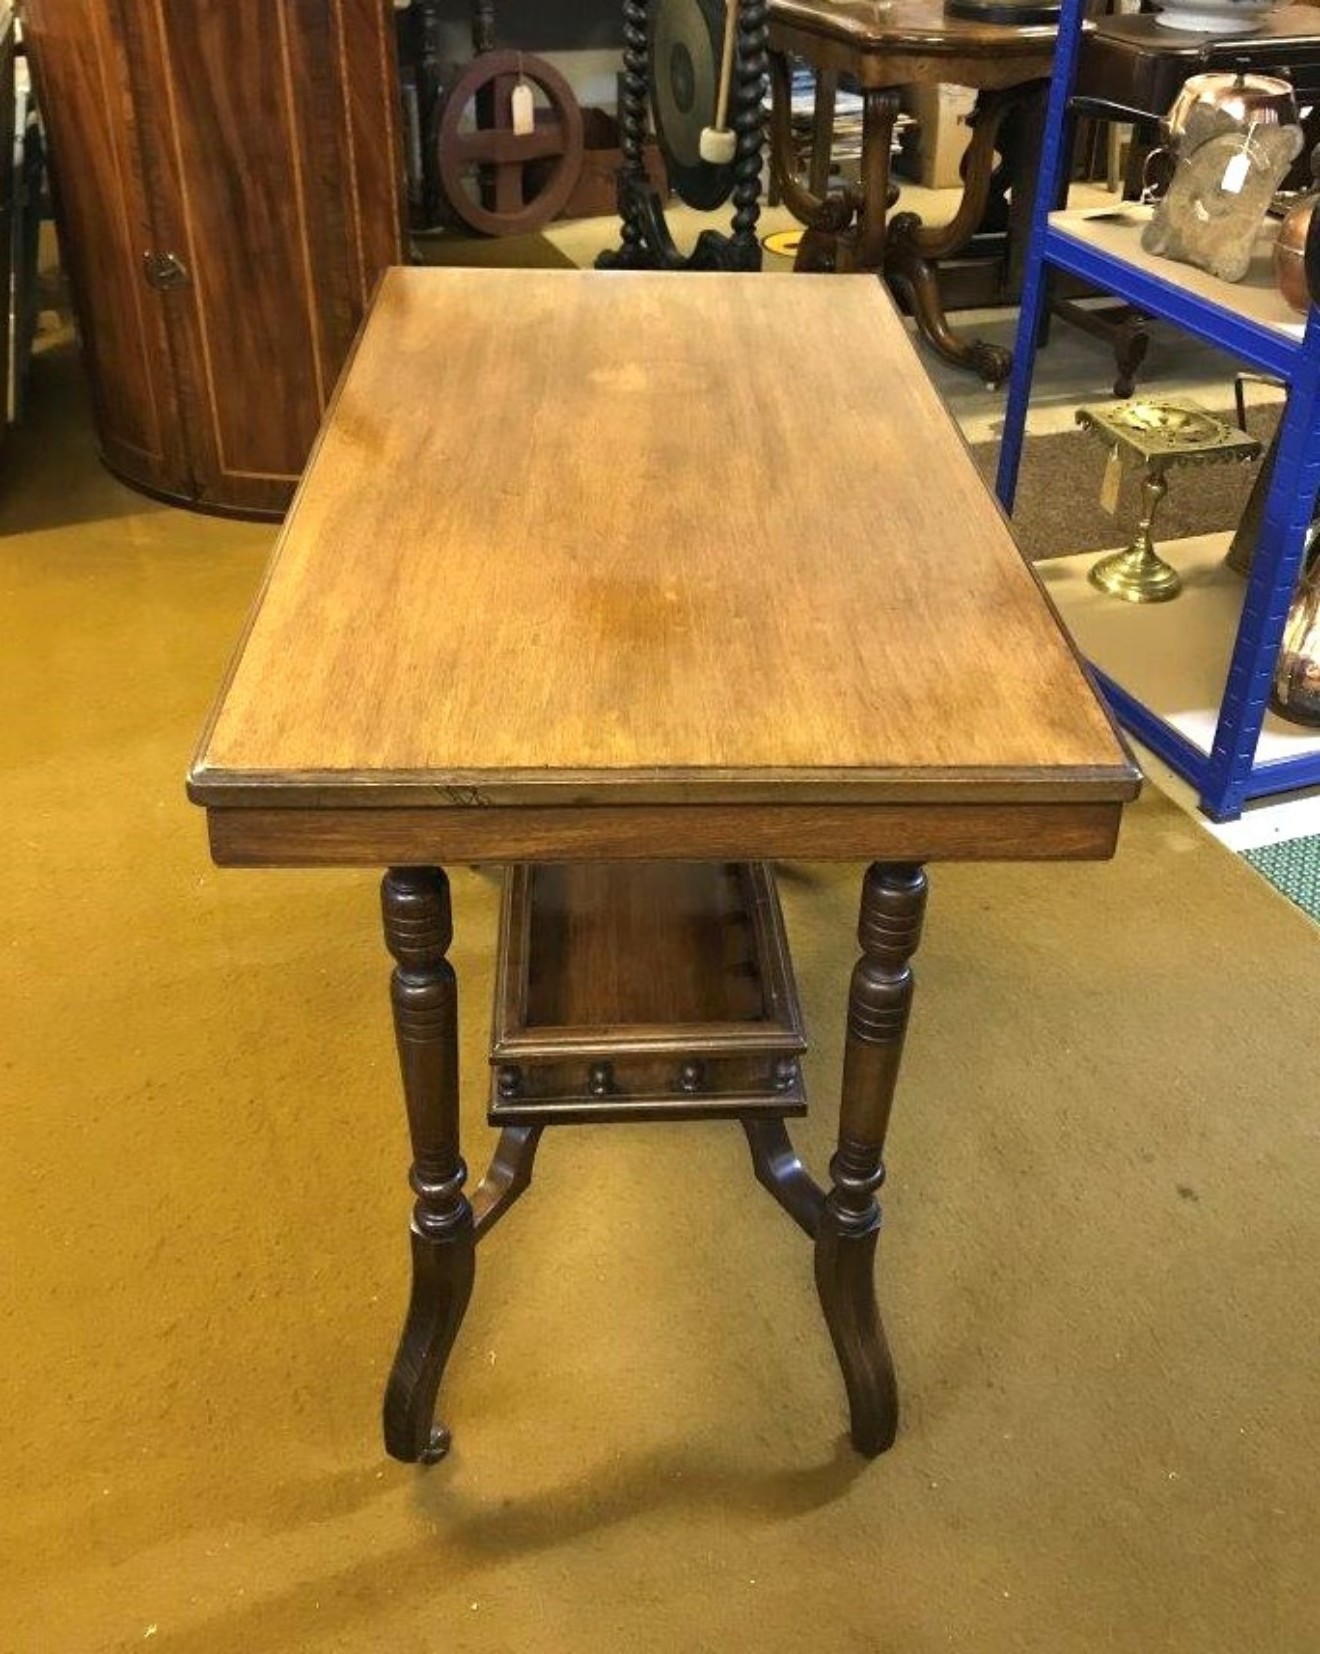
xmin=768 ymin=0 xmax=1059 ymax=383
xmin=189 ymin=268 xmax=1139 ymax=1465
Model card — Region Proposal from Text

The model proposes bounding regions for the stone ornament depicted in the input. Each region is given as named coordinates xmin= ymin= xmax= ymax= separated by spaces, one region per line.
xmin=1141 ymin=104 xmax=1302 ymax=283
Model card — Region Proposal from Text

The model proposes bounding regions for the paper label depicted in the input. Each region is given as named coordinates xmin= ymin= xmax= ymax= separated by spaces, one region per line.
xmin=1100 ymin=447 xmax=1121 ymax=516
xmin=511 ymin=81 xmax=534 ymax=137
xmin=1221 ymin=150 xmax=1251 ymax=196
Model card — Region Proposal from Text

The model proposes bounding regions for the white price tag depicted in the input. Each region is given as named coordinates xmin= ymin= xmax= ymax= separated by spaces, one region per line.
xmin=1221 ymin=150 xmax=1251 ymax=196
xmin=511 ymin=81 xmax=534 ymax=137
xmin=1100 ymin=446 xmax=1121 ymax=516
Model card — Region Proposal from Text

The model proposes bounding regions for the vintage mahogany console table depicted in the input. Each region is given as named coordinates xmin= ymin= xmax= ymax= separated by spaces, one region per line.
xmin=767 ymin=0 xmax=1059 ymax=383
xmin=189 ymin=267 xmax=1139 ymax=1465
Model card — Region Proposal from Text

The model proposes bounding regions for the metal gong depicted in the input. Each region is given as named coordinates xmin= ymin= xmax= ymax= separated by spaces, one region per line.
xmin=649 ymin=0 xmax=736 ymax=212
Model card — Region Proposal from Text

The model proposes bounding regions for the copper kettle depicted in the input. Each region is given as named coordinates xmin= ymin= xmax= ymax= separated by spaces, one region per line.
xmin=1274 ymin=192 xmax=1317 ymax=313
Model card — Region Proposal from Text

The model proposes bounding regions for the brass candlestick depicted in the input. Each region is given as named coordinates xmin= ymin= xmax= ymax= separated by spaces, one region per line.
xmin=1076 ymin=398 xmax=1262 ymax=604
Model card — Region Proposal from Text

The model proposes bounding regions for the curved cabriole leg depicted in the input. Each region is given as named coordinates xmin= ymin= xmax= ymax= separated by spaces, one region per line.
xmin=886 ymin=245 xmax=1013 ymax=386
xmin=742 ymin=1117 xmax=826 ymax=1237
xmin=381 ymin=868 xmax=475 ymax=1465
xmin=470 ymin=1124 xmax=544 ymax=1239
xmin=854 ymin=87 xmax=901 ymax=272
xmin=815 ymin=862 xmax=927 ymax=1457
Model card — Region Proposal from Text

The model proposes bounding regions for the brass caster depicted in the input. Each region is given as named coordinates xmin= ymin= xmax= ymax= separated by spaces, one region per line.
xmin=419 ymin=1426 xmax=452 ymax=1465
xmin=1088 ymin=544 xmax=1182 ymax=603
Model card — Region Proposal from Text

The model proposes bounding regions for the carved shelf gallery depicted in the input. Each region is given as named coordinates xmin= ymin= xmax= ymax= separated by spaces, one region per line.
xmin=489 ymin=860 xmax=807 ymax=1127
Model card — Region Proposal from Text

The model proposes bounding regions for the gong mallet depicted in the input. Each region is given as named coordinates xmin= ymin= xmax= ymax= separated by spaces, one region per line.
xmin=699 ymin=0 xmax=739 ymax=165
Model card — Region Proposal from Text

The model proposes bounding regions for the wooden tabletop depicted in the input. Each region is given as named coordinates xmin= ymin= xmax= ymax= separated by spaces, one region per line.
xmin=769 ymin=0 xmax=1060 ymax=81
xmin=1088 ymin=5 xmax=1320 ymax=59
xmin=190 ymin=268 xmax=1137 ymax=865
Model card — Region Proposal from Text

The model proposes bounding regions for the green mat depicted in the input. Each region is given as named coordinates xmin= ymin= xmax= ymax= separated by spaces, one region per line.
xmin=1243 ymin=835 xmax=1320 ymax=921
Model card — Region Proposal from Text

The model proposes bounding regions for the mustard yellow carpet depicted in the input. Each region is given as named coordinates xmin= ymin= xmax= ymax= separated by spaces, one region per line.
xmin=2 ymin=337 xmax=1319 ymax=1653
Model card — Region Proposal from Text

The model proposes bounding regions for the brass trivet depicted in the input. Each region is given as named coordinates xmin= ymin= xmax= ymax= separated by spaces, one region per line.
xmin=1076 ymin=397 xmax=1262 ymax=603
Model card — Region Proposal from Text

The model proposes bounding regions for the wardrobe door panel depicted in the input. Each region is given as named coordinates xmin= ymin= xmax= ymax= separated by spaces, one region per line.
xmin=29 ymin=0 xmax=403 ymax=518
xmin=22 ymin=0 xmax=190 ymax=498
xmin=133 ymin=0 xmax=405 ymax=514
xmin=337 ymin=0 xmax=408 ymax=308
xmin=133 ymin=0 xmax=330 ymax=504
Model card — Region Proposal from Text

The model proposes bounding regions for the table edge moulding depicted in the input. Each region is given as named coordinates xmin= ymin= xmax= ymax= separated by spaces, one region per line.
xmin=995 ymin=0 xmax=1320 ymax=822
xmin=190 ymin=265 xmax=1138 ymax=1468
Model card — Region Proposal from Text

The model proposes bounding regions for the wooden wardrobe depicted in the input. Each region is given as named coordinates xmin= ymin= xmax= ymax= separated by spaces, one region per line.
xmin=23 ymin=0 xmax=405 ymax=517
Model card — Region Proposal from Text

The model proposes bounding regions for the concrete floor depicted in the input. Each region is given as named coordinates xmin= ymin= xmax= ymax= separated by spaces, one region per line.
xmin=2 ymin=237 xmax=1319 ymax=1653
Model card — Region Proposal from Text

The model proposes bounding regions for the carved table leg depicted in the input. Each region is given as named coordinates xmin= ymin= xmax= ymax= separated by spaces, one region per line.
xmin=815 ymin=862 xmax=926 ymax=1456
xmin=768 ymin=48 xmax=857 ymax=272
xmin=884 ymin=85 xmax=1042 ymax=386
xmin=854 ymin=87 xmax=901 ymax=272
xmin=381 ymin=867 xmax=475 ymax=1465
xmin=807 ymin=68 xmax=838 ymax=200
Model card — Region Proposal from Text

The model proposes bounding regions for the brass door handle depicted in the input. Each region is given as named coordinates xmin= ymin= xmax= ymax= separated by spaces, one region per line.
xmin=143 ymin=250 xmax=189 ymax=290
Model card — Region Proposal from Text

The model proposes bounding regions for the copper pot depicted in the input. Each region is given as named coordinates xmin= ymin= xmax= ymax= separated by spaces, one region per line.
xmin=1274 ymin=193 xmax=1317 ymax=313
xmin=1142 ymin=68 xmax=1299 ymax=197
xmin=1162 ymin=69 xmax=1299 ymax=143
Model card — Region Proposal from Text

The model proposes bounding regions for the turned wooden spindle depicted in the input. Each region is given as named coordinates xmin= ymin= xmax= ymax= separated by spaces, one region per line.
xmin=728 ymin=0 xmax=769 ymax=267
xmin=815 ymin=862 xmax=927 ymax=1456
xmin=612 ymin=0 xmax=652 ymax=261
xmin=381 ymin=867 xmax=475 ymax=1465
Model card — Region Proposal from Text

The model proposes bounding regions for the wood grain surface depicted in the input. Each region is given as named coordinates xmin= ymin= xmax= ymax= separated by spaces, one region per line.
xmin=191 ymin=269 xmax=1137 ymax=840
xmin=23 ymin=0 xmax=404 ymax=515
xmin=769 ymin=0 xmax=1059 ymax=86
xmin=22 ymin=0 xmax=187 ymax=494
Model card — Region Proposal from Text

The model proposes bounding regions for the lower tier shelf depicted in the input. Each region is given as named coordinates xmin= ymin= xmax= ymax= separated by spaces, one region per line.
xmin=489 ymin=861 xmax=809 ymax=1127
xmin=1038 ymin=534 xmax=1320 ymax=812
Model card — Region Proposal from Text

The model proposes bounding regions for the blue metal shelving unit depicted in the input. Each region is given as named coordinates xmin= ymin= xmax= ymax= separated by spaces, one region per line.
xmin=996 ymin=0 xmax=1320 ymax=822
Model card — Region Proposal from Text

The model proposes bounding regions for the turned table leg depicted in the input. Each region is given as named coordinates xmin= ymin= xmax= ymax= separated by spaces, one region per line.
xmin=381 ymin=867 xmax=475 ymax=1465
xmin=815 ymin=862 xmax=926 ymax=1456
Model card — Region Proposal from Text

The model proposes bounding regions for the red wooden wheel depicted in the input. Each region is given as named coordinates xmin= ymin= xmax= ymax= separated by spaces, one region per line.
xmin=436 ymin=50 xmax=585 ymax=237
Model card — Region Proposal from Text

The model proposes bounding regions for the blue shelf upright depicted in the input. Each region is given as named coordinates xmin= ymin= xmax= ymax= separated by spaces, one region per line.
xmin=995 ymin=0 xmax=1320 ymax=822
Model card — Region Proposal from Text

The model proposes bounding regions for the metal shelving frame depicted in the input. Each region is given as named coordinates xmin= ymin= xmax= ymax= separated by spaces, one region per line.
xmin=995 ymin=0 xmax=1320 ymax=822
